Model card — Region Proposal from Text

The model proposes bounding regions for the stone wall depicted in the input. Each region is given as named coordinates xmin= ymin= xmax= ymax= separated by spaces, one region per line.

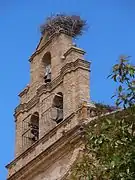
xmin=7 ymin=32 xmax=91 ymax=180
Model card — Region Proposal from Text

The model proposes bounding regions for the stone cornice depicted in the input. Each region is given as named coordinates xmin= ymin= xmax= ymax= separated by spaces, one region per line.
xmin=14 ymin=95 xmax=39 ymax=118
xmin=37 ymin=59 xmax=90 ymax=97
xmin=37 ymin=75 xmax=63 ymax=97
xmin=61 ymin=58 xmax=90 ymax=77
xmin=19 ymin=85 xmax=29 ymax=97
xmin=15 ymin=59 xmax=90 ymax=117
xmin=63 ymin=46 xmax=85 ymax=57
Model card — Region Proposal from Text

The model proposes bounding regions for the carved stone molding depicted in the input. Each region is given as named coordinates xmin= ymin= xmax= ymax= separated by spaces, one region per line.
xmin=61 ymin=58 xmax=90 ymax=77
xmin=63 ymin=46 xmax=85 ymax=57
xmin=14 ymin=95 xmax=39 ymax=117
xmin=37 ymin=75 xmax=63 ymax=97
xmin=15 ymin=59 xmax=90 ymax=117
xmin=19 ymin=85 xmax=29 ymax=98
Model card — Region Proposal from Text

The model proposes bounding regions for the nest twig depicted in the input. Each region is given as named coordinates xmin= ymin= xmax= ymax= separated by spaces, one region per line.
xmin=40 ymin=14 xmax=87 ymax=38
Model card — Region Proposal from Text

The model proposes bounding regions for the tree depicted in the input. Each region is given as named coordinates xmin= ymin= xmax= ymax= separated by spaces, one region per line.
xmin=108 ymin=55 xmax=135 ymax=108
xmin=69 ymin=56 xmax=135 ymax=180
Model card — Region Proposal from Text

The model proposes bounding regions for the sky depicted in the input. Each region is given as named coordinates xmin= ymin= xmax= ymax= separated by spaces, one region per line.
xmin=0 ymin=0 xmax=135 ymax=179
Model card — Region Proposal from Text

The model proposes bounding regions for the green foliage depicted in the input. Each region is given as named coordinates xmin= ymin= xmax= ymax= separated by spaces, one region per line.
xmin=108 ymin=56 xmax=135 ymax=108
xmin=70 ymin=108 xmax=135 ymax=180
xmin=70 ymin=57 xmax=135 ymax=179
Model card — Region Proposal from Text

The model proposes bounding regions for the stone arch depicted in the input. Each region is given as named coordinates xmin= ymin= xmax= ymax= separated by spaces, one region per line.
xmin=29 ymin=112 xmax=39 ymax=143
xmin=42 ymin=52 xmax=51 ymax=83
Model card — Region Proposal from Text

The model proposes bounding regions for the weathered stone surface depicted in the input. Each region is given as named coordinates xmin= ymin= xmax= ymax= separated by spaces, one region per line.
xmin=6 ymin=32 xmax=91 ymax=180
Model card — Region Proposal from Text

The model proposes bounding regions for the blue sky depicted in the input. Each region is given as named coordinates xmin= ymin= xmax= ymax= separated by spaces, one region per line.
xmin=0 ymin=0 xmax=135 ymax=179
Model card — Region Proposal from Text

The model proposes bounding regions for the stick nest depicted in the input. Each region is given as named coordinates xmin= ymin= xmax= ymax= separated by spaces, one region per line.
xmin=40 ymin=14 xmax=87 ymax=38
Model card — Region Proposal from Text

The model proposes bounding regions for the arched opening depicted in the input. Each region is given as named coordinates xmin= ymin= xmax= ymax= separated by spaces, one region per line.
xmin=42 ymin=52 xmax=51 ymax=83
xmin=52 ymin=92 xmax=63 ymax=123
xmin=29 ymin=112 xmax=39 ymax=143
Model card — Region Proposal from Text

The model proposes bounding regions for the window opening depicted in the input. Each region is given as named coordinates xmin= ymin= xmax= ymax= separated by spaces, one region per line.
xmin=22 ymin=112 xmax=39 ymax=150
xmin=42 ymin=52 xmax=51 ymax=83
xmin=44 ymin=64 xmax=51 ymax=83
xmin=29 ymin=112 xmax=39 ymax=143
xmin=52 ymin=92 xmax=63 ymax=123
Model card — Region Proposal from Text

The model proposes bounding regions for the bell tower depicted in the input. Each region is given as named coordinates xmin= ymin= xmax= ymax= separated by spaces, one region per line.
xmin=6 ymin=18 xmax=91 ymax=180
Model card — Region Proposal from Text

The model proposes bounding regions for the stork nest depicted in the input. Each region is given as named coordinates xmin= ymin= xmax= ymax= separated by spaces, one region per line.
xmin=40 ymin=14 xmax=87 ymax=38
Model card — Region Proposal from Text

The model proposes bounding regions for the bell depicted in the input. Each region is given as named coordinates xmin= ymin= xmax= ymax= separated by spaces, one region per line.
xmin=44 ymin=64 xmax=51 ymax=83
xmin=51 ymin=107 xmax=63 ymax=123
xmin=44 ymin=73 xmax=51 ymax=83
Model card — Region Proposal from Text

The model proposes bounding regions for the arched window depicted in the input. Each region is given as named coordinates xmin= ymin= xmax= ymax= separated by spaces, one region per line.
xmin=52 ymin=92 xmax=63 ymax=123
xmin=29 ymin=112 xmax=39 ymax=143
xmin=42 ymin=52 xmax=51 ymax=83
